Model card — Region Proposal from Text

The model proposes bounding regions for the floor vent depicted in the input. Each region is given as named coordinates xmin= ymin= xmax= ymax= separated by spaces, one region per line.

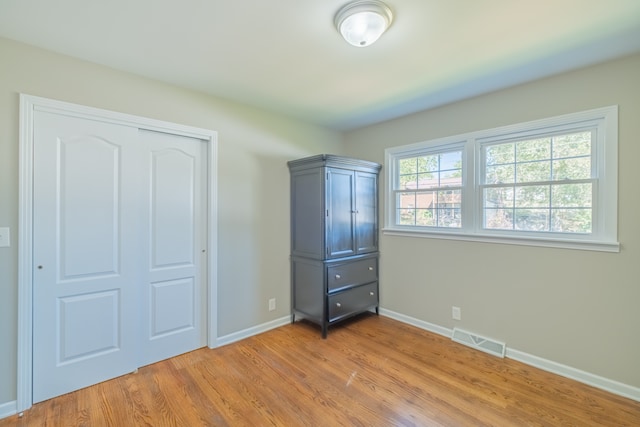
xmin=452 ymin=328 xmax=506 ymax=358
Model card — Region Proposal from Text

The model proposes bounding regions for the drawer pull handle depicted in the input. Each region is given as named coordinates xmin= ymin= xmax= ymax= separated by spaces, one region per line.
xmin=370 ymin=292 xmax=375 ymax=296
xmin=368 ymin=266 xmax=374 ymax=271
xmin=336 ymin=302 xmax=342 ymax=308
xmin=335 ymin=274 xmax=341 ymax=279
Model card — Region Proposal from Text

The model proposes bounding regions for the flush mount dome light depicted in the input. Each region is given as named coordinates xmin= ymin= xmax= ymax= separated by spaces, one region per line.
xmin=334 ymin=0 xmax=393 ymax=47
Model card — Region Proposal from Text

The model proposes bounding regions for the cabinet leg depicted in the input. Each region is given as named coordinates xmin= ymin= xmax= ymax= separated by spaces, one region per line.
xmin=321 ymin=323 xmax=328 ymax=339
xmin=291 ymin=313 xmax=296 ymax=324
xmin=375 ymin=306 xmax=379 ymax=315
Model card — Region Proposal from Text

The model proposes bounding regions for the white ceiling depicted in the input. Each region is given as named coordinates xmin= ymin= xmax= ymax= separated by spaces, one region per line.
xmin=1 ymin=0 xmax=640 ymax=131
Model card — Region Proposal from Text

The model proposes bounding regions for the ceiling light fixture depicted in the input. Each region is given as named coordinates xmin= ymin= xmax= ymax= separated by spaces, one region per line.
xmin=334 ymin=0 xmax=393 ymax=47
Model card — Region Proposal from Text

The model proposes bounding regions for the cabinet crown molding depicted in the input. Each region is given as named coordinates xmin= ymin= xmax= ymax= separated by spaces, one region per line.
xmin=288 ymin=154 xmax=381 ymax=173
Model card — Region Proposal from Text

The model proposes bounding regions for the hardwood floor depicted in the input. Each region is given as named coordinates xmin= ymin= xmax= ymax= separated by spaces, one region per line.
xmin=3 ymin=314 xmax=640 ymax=426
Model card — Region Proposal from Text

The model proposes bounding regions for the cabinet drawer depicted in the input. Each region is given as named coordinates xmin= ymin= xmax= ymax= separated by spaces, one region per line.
xmin=327 ymin=258 xmax=377 ymax=292
xmin=328 ymin=282 xmax=378 ymax=322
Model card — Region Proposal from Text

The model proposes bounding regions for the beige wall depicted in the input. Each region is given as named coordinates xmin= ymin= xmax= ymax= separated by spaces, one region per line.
xmin=0 ymin=37 xmax=344 ymax=405
xmin=2 ymin=35 xmax=638 ymax=409
xmin=344 ymin=53 xmax=640 ymax=388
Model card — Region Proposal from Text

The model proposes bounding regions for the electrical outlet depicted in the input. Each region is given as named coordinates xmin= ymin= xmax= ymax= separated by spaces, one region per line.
xmin=268 ymin=298 xmax=276 ymax=312
xmin=0 ymin=227 xmax=10 ymax=248
xmin=452 ymin=306 xmax=461 ymax=321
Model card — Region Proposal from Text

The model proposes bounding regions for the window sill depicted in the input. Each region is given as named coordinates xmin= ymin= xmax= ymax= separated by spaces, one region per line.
xmin=382 ymin=228 xmax=620 ymax=253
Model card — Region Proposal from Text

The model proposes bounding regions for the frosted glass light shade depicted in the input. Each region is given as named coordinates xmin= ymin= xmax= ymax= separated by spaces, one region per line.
xmin=334 ymin=1 xmax=393 ymax=47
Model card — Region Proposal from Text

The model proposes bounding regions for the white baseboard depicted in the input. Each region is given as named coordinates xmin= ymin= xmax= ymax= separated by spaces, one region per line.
xmin=214 ymin=315 xmax=291 ymax=348
xmin=380 ymin=308 xmax=452 ymax=337
xmin=506 ymin=348 xmax=640 ymax=402
xmin=0 ymin=400 xmax=17 ymax=420
xmin=380 ymin=308 xmax=640 ymax=403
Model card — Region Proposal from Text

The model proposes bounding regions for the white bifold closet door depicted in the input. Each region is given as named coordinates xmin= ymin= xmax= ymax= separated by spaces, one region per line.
xmin=32 ymin=110 xmax=206 ymax=403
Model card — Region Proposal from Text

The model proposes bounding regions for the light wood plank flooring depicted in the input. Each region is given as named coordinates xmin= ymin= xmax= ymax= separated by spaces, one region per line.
xmin=3 ymin=314 xmax=639 ymax=426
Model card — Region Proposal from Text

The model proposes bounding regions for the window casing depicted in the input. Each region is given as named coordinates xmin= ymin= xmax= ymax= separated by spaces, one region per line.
xmin=384 ymin=106 xmax=619 ymax=252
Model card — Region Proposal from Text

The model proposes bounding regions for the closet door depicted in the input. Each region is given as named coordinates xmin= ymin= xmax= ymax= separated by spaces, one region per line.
xmin=32 ymin=112 xmax=207 ymax=403
xmin=139 ymin=130 xmax=207 ymax=366
xmin=32 ymin=111 xmax=142 ymax=403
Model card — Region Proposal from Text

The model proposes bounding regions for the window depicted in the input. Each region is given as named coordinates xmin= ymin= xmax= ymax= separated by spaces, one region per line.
xmin=396 ymin=149 xmax=463 ymax=227
xmin=385 ymin=106 xmax=619 ymax=252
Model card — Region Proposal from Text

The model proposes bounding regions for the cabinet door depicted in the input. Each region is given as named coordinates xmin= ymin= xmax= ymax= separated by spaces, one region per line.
xmin=355 ymin=171 xmax=378 ymax=253
xmin=291 ymin=169 xmax=324 ymax=258
xmin=326 ymin=168 xmax=356 ymax=258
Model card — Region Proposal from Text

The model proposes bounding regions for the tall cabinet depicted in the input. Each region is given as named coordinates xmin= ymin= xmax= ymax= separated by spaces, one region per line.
xmin=288 ymin=154 xmax=381 ymax=338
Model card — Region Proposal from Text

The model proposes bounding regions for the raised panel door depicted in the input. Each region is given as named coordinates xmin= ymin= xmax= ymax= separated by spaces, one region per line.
xmin=355 ymin=171 xmax=378 ymax=253
xmin=140 ymin=130 xmax=207 ymax=366
xmin=326 ymin=168 xmax=355 ymax=258
xmin=33 ymin=111 xmax=140 ymax=403
xmin=291 ymin=169 xmax=324 ymax=259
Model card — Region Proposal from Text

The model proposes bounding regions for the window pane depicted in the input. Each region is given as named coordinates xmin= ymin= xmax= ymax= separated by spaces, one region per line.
xmin=415 ymin=209 xmax=435 ymax=226
xmin=485 ymin=143 xmax=514 ymax=165
xmin=436 ymin=189 xmax=462 ymax=228
xmin=551 ymin=208 xmax=592 ymax=233
xmin=398 ymin=192 xmax=416 ymax=209
xmin=419 ymin=155 xmax=438 ymax=173
xmin=514 ymin=208 xmax=550 ymax=231
xmin=485 ymin=164 xmax=515 ymax=184
xmin=515 ymin=185 xmax=549 ymax=208
xmin=552 ymin=183 xmax=592 ymax=208
xmin=440 ymin=151 xmax=461 ymax=170
xmin=439 ymin=151 xmax=462 ymax=186
xmin=398 ymin=208 xmax=415 ymax=225
xmin=484 ymin=209 xmax=513 ymax=229
xmin=553 ymin=132 xmax=591 ymax=158
xmin=440 ymin=169 xmax=462 ymax=187
xmin=417 ymin=172 xmax=437 ymax=189
xmin=437 ymin=208 xmax=461 ymax=227
xmin=415 ymin=191 xmax=435 ymax=209
xmin=516 ymin=138 xmax=551 ymax=162
xmin=516 ymin=161 xmax=550 ymax=183
xmin=484 ymin=187 xmax=514 ymax=208
xmin=437 ymin=190 xmax=461 ymax=207
xmin=399 ymin=157 xmax=417 ymax=175
xmin=399 ymin=174 xmax=417 ymax=190
xmin=552 ymin=157 xmax=590 ymax=180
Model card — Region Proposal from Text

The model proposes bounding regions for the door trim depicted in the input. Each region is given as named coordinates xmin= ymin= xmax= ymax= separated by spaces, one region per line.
xmin=17 ymin=94 xmax=219 ymax=411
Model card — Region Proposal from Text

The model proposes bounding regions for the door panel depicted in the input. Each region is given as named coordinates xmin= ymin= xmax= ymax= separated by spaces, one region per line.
xmin=33 ymin=111 xmax=140 ymax=403
xmin=58 ymin=290 xmax=120 ymax=363
xmin=60 ymin=138 xmax=120 ymax=277
xmin=151 ymin=148 xmax=195 ymax=268
xmin=150 ymin=278 xmax=195 ymax=338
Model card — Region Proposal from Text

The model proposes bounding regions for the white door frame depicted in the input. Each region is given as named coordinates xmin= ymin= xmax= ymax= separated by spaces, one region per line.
xmin=17 ymin=94 xmax=219 ymax=412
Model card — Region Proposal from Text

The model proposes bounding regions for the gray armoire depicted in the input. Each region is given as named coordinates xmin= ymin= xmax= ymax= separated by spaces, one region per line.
xmin=288 ymin=154 xmax=381 ymax=338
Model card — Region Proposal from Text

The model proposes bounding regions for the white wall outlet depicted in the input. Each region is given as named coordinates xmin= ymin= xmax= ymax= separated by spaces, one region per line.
xmin=452 ymin=306 xmax=461 ymax=321
xmin=268 ymin=298 xmax=276 ymax=312
xmin=0 ymin=227 xmax=10 ymax=248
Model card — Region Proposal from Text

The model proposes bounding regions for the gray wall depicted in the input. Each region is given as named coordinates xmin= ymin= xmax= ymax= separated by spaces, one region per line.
xmin=344 ymin=53 xmax=640 ymax=388
xmin=0 ymin=37 xmax=344 ymax=405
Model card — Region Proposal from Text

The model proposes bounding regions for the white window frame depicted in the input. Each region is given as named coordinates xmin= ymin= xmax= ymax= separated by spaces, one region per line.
xmin=384 ymin=106 xmax=619 ymax=252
